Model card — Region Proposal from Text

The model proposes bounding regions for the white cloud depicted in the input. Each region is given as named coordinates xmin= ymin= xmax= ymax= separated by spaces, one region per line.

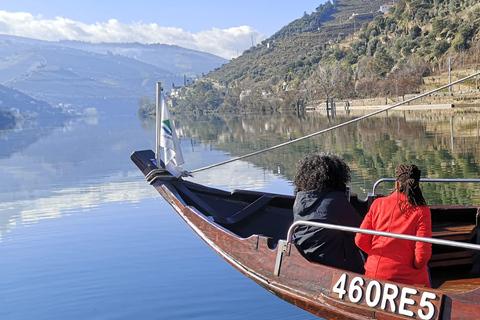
xmin=0 ymin=11 xmax=266 ymax=59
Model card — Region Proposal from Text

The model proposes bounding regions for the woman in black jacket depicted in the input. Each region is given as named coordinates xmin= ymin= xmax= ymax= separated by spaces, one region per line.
xmin=292 ymin=152 xmax=365 ymax=274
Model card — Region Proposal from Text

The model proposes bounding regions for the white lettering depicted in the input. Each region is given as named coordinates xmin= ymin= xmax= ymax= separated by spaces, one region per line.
xmin=381 ymin=283 xmax=399 ymax=312
xmin=348 ymin=277 xmax=364 ymax=303
xmin=399 ymin=287 xmax=417 ymax=317
xmin=365 ymin=280 xmax=381 ymax=307
xmin=330 ymin=273 xmax=440 ymax=320
xmin=332 ymin=273 xmax=347 ymax=299
xmin=418 ymin=292 xmax=437 ymax=320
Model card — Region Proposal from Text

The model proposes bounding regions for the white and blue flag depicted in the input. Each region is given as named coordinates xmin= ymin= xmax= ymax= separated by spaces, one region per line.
xmin=158 ymin=92 xmax=185 ymax=177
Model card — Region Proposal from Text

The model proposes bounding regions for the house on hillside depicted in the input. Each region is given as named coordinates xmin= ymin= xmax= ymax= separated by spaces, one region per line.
xmin=379 ymin=2 xmax=394 ymax=13
xmin=349 ymin=12 xmax=376 ymax=23
xmin=171 ymin=83 xmax=182 ymax=98
xmin=170 ymin=75 xmax=189 ymax=98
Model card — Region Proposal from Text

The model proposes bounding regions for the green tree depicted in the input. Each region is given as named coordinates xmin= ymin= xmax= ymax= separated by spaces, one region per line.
xmin=137 ymin=96 xmax=155 ymax=116
xmin=410 ymin=25 xmax=422 ymax=39
xmin=175 ymin=81 xmax=225 ymax=112
xmin=351 ymin=40 xmax=367 ymax=56
xmin=432 ymin=17 xmax=448 ymax=35
xmin=366 ymin=52 xmax=394 ymax=78
xmin=433 ymin=40 xmax=450 ymax=57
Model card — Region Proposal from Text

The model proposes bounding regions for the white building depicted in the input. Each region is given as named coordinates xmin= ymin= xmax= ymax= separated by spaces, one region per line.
xmin=379 ymin=2 xmax=394 ymax=13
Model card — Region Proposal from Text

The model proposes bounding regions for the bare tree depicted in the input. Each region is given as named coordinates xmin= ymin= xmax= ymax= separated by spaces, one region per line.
xmin=314 ymin=61 xmax=345 ymax=106
xmin=301 ymin=78 xmax=318 ymax=104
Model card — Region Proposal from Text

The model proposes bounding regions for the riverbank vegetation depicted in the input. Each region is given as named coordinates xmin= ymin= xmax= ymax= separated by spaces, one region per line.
xmin=149 ymin=0 xmax=480 ymax=114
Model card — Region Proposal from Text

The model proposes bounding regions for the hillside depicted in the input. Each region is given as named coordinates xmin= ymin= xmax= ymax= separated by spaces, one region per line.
xmin=0 ymin=35 xmax=227 ymax=110
xmin=209 ymin=0 xmax=385 ymax=87
xmin=53 ymin=40 xmax=226 ymax=78
xmin=172 ymin=0 xmax=480 ymax=113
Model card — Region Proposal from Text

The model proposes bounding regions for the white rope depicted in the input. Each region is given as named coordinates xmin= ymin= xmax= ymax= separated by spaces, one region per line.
xmin=191 ymin=72 xmax=480 ymax=174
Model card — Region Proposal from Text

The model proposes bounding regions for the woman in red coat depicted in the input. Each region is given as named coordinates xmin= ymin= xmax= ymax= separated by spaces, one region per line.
xmin=355 ymin=164 xmax=432 ymax=287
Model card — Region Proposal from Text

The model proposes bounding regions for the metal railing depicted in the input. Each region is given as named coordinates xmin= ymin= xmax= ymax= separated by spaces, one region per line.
xmin=372 ymin=178 xmax=480 ymax=195
xmin=274 ymin=220 xmax=480 ymax=276
xmin=286 ymin=220 xmax=480 ymax=252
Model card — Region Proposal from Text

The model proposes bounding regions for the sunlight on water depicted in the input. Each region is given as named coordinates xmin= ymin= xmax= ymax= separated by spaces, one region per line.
xmin=0 ymin=173 xmax=158 ymax=241
xmin=188 ymin=160 xmax=295 ymax=194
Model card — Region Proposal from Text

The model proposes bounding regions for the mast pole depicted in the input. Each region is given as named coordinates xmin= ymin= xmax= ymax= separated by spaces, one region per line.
xmin=155 ymin=82 xmax=163 ymax=166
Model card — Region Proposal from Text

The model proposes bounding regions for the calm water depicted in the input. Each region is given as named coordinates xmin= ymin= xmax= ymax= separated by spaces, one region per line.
xmin=1 ymin=104 xmax=480 ymax=319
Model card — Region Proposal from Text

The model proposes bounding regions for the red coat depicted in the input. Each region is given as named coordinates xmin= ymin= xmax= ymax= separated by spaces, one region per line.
xmin=355 ymin=191 xmax=432 ymax=287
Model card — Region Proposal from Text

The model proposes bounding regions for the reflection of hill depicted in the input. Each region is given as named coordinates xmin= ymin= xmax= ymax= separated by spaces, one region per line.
xmin=0 ymin=84 xmax=64 ymax=120
xmin=171 ymin=111 xmax=480 ymax=204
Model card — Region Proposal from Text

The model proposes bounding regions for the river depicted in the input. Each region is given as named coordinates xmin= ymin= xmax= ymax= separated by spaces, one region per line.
xmin=0 ymin=103 xmax=479 ymax=319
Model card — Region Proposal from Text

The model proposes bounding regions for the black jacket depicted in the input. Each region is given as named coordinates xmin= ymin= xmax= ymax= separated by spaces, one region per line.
xmin=293 ymin=189 xmax=365 ymax=274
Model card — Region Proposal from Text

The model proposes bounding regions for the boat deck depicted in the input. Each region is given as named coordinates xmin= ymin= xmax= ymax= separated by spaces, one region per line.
xmin=431 ymin=264 xmax=480 ymax=292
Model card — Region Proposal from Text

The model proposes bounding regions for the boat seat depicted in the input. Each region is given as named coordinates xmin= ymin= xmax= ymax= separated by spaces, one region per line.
xmin=431 ymin=222 xmax=479 ymax=242
xmin=224 ymin=195 xmax=275 ymax=224
xmin=171 ymin=182 xmax=276 ymax=225
xmin=171 ymin=182 xmax=230 ymax=224
xmin=428 ymin=207 xmax=480 ymax=269
xmin=428 ymin=250 xmax=476 ymax=268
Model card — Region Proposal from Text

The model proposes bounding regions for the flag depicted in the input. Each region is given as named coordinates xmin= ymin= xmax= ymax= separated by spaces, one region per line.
xmin=159 ymin=92 xmax=185 ymax=177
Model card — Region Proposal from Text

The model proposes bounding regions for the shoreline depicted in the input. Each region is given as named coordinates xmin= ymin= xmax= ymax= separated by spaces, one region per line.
xmin=347 ymin=103 xmax=454 ymax=110
xmin=308 ymin=101 xmax=480 ymax=113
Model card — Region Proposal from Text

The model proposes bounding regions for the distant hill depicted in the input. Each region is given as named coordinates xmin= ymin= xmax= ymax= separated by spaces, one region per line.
xmin=54 ymin=40 xmax=226 ymax=78
xmin=0 ymin=35 xmax=227 ymax=109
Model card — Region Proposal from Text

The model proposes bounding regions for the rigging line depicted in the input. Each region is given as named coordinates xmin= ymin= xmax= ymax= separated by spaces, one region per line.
xmin=190 ymin=72 xmax=480 ymax=174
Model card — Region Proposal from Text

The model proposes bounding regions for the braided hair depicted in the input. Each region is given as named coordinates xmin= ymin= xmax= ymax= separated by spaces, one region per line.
xmin=395 ymin=164 xmax=427 ymax=210
xmin=293 ymin=152 xmax=351 ymax=195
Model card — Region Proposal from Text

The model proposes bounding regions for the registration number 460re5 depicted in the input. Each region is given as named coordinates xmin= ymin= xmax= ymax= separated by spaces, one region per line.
xmin=329 ymin=273 xmax=443 ymax=320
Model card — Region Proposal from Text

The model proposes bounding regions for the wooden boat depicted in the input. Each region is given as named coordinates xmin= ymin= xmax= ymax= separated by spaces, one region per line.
xmin=131 ymin=149 xmax=480 ymax=320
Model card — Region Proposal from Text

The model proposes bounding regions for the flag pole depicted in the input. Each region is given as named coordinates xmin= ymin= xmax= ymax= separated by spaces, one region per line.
xmin=155 ymin=82 xmax=162 ymax=167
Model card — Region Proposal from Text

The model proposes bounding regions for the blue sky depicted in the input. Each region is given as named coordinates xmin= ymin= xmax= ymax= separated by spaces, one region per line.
xmin=0 ymin=1 xmax=327 ymax=59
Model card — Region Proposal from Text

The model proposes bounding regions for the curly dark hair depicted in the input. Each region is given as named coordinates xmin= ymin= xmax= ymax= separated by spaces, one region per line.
xmin=395 ymin=164 xmax=427 ymax=208
xmin=293 ymin=152 xmax=351 ymax=195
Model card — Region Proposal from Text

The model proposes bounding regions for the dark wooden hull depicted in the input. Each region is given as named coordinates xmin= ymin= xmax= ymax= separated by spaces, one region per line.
xmin=131 ymin=150 xmax=480 ymax=319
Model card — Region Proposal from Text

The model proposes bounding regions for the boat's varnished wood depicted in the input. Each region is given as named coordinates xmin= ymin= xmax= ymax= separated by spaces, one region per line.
xmin=430 ymin=250 xmax=476 ymax=262
xmin=175 ymin=187 xmax=480 ymax=319
xmin=432 ymin=223 xmax=478 ymax=241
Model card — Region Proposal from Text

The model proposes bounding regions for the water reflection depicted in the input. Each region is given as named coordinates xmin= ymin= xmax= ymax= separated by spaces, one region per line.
xmin=2 ymin=108 xmax=480 ymax=239
xmin=0 ymin=179 xmax=158 ymax=240
xmin=2 ymin=105 xmax=478 ymax=320
xmin=0 ymin=114 xmax=154 ymax=240
xmin=0 ymin=106 xmax=323 ymax=320
xmin=160 ymin=109 xmax=480 ymax=204
xmin=0 ymin=112 xmax=293 ymax=242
